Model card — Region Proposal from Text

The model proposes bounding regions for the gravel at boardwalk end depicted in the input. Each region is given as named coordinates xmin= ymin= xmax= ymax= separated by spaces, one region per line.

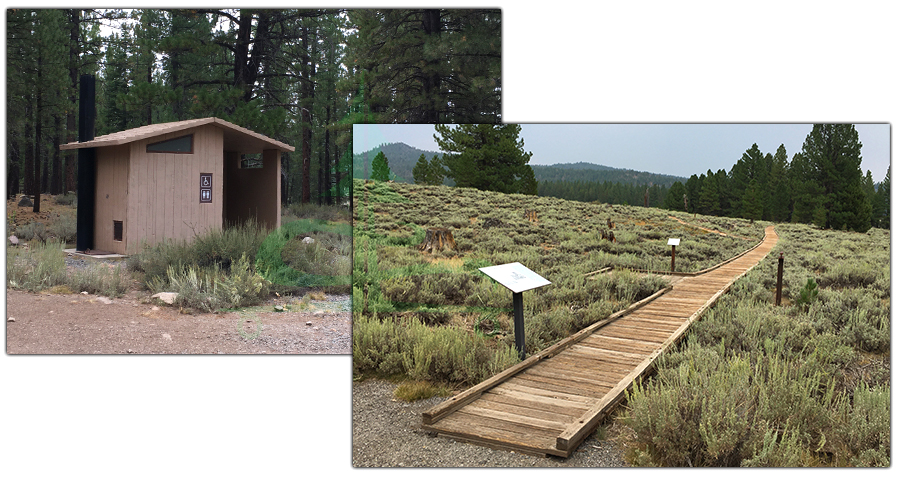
xmin=352 ymin=379 xmax=630 ymax=467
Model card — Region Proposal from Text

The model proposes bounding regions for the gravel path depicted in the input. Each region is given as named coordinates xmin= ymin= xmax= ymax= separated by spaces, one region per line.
xmin=6 ymin=289 xmax=350 ymax=354
xmin=352 ymin=379 xmax=630 ymax=467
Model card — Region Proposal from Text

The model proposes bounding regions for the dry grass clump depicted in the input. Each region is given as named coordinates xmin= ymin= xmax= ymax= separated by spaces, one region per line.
xmin=7 ymin=241 xmax=130 ymax=297
xmin=393 ymin=381 xmax=452 ymax=402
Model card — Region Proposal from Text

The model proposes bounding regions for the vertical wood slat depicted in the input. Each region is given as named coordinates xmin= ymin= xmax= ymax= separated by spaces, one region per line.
xmin=165 ymin=152 xmax=175 ymax=241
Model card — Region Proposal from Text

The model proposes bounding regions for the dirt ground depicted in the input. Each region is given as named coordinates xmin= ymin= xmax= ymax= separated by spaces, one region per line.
xmin=5 ymin=289 xmax=350 ymax=355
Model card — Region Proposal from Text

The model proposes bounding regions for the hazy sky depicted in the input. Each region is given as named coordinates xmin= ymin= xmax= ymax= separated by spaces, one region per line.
xmin=354 ymin=123 xmax=891 ymax=181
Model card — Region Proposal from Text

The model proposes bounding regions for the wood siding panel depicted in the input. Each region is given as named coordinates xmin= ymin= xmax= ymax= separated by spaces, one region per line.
xmin=94 ymin=146 xmax=128 ymax=254
xmin=124 ymin=126 xmax=224 ymax=253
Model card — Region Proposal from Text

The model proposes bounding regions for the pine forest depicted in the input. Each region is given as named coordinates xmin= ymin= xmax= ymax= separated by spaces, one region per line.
xmin=5 ymin=8 xmax=502 ymax=210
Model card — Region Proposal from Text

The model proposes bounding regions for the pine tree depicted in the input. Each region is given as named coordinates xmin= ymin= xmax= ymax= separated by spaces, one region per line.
xmin=873 ymin=166 xmax=890 ymax=229
xmin=412 ymin=153 xmax=444 ymax=185
xmin=370 ymin=151 xmax=391 ymax=182
xmin=697 ymin=170 xmax=720 ymax=215
xmin=768 ymin=144 xmax=791 ymax=222
xmin=863 ymin=170 xmax=879 ymax=228
xmin=663 ymin=181 xmax=686 ymax=211
xmin=801 ymin=124 xmax=870 ymax=232
xmin=434 ymin=123 xmax=536 ymax=195
xmin=684 ymin=174 xmax=701 ymax=213
xmin=742 ymin=177 xmax=763 ymax=221
xmin=346 ymin=9 xmax=501 ymax=123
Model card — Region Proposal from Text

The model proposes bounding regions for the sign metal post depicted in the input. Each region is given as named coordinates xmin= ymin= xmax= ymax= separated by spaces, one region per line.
xmin=479 ymin=262 xmax=551 ymax=360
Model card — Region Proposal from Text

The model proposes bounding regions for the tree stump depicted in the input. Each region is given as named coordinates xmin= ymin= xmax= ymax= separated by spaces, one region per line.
xmin=420 ymin=228 xmax=457 ymax=254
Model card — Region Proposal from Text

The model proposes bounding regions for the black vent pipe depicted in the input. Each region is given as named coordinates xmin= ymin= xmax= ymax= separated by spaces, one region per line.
xmin=75 ymin=74 xmax=96 ymax=252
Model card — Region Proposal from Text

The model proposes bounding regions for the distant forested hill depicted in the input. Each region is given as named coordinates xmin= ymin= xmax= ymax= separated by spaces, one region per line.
xmin=532 ymin=162 xmax=686 ymax=208
xmin=354 ymin=142 xmax=443 ymax=182
xmin=353 ymin=145 xmax=685 ymax=207
xmin=532 ymin=162 xmax=686 ymax=187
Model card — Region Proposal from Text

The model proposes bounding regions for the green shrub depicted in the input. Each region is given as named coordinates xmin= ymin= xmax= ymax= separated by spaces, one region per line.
xmin=129 ymin=220 xmax=268 ymax=288
xmin=15 ymin=221 xmax=48 ymax=242
xmin=53 ymin=193 xmax=77 ymax=206
xmin=284 ymin=202 xmax=350 ymax=223
xmin=840 ymin=383 xmax=890 ymax=467
xmin=257 ymin=219 xmax=352 ymax=288
xmin=147 ymin=254 xmax=270 ymax=312
xmin=353 ymin=314 xmax=520 ymax=385
xmin=280 ymin=233 xmax=351 ymax=276
xmin=48 ymin=213 xmax=77 ymax=243
xmin=796 ymin=277 xmax=819 ymax=309
xmin=6 ymin=240 xmax=67 ymax=291
xmin=67 ymin=263 xmax=130 ymax=298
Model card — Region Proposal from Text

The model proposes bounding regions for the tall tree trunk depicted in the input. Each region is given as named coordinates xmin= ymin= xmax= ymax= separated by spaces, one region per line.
xmin=146 ymin=59 xmax=153 ymax=125
xmin=8 ymin=141 xmax=20 ymax=199
xmin=51 ymin=115 xmax=62 ymax=195
xmin=300 ymin=24 xmax=312 ymax=203
xmin=324 ymin=105 xmax=332 ymax=205
xmin=421 ymin=9 xmax=442 ymax=123
xmin=232 ymin=10 xmax=271 ymax=104
xmin=34 ymin=52 xmax=43 ymax=213
xmin=23 ymin=97 xmax=35 ymax=199
xmin=65 ymin=9 xmax=81 ymax=194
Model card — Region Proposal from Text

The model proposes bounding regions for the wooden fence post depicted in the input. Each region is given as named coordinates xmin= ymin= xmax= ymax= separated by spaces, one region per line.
xmin=775 ymin=252 xmax=784 ymax=306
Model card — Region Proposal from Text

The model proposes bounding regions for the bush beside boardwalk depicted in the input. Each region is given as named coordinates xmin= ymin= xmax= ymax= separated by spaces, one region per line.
xmin=620 ymin=224 xmax=890 ymax=467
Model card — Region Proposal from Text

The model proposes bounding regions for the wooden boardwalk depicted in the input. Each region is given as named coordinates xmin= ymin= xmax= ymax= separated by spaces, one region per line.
xmin=422 ymin=226 xmax=779 ymax=457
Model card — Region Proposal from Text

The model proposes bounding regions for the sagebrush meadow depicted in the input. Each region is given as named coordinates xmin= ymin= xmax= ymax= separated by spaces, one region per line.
xmin=351 ymin=178 xmax=889 ymax=466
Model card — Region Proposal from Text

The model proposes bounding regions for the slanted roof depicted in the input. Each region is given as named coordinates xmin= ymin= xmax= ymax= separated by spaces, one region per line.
xmin=60 ymin=117 xmax=295 ymax=153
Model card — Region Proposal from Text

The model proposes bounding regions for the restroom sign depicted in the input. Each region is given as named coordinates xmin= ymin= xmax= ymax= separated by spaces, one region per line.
xmin=200 ymin=173 xmax=212 ymax=203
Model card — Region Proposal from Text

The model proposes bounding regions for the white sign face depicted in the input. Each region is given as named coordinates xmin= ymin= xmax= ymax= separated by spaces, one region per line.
xmin=667 ymin=238 xmax=681 ymax=246
xmin=479 ymin=262 xmax=551 ymax=293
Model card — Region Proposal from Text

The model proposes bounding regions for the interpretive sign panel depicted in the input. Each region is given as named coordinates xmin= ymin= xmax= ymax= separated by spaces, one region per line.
xmin=479 ymin=262 xmax=551 ymax=294
xmin=667 ymin=238 xmax=681 ymax=246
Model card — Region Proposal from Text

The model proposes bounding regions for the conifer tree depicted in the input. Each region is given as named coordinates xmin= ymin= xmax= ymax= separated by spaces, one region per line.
xmin=434 ymin=124 xmax=536 ymax=195
xmin=801 ymin=124 xmax=870 ymax=232
xmin=663 ymin=181 xmax=686 ymax=211
xmin=872 ymin=166 xmax=890 ymax=229
xmin=412 ymin=153 xmax=444 ymax=185
xmin=697 ymin=171 xmax=720 ymax=215
xmin=768 ymin=144 xmax=792 ymax=222
xmin=370 ymin=151 xmax=391 ymax=182
xmin=346 ymin=9 xmax=501 ymax=123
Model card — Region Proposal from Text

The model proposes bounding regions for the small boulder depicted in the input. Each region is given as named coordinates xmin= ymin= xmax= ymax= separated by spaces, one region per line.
xmin=151 ymin=292 xmax=179 ymax=305
xmin=17 ymin=196 xmax=33 ymax=207
xmin=302 ymin=236 xmax=315 ymax=244
xmin=8 ymin=235 xmax=18 ymax=247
